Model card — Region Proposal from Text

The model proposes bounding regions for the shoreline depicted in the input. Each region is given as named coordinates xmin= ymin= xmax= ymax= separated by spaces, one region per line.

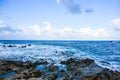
xmin=0 ymin=58 xmax=120 ymax=80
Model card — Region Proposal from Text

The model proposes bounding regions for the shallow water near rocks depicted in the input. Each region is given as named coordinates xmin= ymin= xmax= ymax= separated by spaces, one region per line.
xmin=1 ymin=72 xmax=17 ymax=78
xmin=57 ymin=64 xmax=67 ymax=71
xmin=36 ymin=65 xmax=50 ymax=74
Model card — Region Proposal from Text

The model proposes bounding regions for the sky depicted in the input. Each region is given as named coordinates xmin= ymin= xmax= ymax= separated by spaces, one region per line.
xmin=0 ymin=0 xmax=120 ymax=40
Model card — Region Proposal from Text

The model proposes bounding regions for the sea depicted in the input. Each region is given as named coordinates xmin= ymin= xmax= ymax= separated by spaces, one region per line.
xmin=0 ymin=40 xmax=120 ymax=72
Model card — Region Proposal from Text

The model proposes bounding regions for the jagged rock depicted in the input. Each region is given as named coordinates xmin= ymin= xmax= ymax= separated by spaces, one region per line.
xmin=7 ymin=45 xmax=16 ymax=47
xmin=3 ymin=68 xmax=41 ymax=80
xmin=92 ymin=68 xmax=120 ymax=80
xmin=28 ymin=78 xmax=43 ymax=80
xmin=47 ymin=73 xmax=57 ymax=80
xmin=80 ymin=58 xmax=94 ymax=67
xmin=21 ymin=45 xmax=27 ymax=48
xmin=0 ymin=58 xmax=120 ymax=80
xmin=47 ymin=65 xmax=58 ymax=72
xmin=28 ymin=44 xmax=31 ymax=46
xmin=0 ymin=60 xmax=47 ymax=79
xmin=29 ymin=68 xmax=41 ymax=77
xmin=60 ymin=58 xmax=120 ymax=80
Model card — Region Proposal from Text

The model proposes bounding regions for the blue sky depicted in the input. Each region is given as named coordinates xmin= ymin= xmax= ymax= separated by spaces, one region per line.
xmin=0 ymin=0 xmax=120 ymax=40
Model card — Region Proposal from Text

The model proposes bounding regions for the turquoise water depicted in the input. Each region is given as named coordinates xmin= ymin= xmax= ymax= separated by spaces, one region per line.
xmin=0 ymin=40 xmax=120 ymax=71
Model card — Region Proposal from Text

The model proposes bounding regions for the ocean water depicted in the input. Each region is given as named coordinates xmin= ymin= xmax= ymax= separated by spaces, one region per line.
xmin=0 ymin=40 xmax=120 ymax=72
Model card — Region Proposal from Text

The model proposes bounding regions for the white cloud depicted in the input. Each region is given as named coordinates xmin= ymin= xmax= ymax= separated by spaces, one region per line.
xmin=32 ymin=25 xmax=41 ymax=36
xmin=55 ymin=27 xmax=109 ymax=39
xmin=110 ymin=18 xmax=120 ymax=30
xmin=0 ymin=20 xmax=4 ymax=27
xmin=43 ymin=21 xmax=51 ymax=27
xmin=79 ymin=27 xmax=109 ymax=38
xmin=56 ymin=0 xmax=61 ymax=4
xmin=0 ymin=21 xmax=112 ymax=40
xmin=63 ymin=27 xmax=72 ymax=32
xmin=18 ymin=24 xmax=41 ymax=36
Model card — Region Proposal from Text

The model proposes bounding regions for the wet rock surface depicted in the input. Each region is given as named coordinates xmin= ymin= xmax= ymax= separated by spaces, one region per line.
xmin=0 ymin=58 xmax=120 ymax=80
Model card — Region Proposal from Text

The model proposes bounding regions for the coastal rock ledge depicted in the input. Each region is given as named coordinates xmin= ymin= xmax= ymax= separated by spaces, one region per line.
xmin=0 ymin=58 xmax=120 ymax=80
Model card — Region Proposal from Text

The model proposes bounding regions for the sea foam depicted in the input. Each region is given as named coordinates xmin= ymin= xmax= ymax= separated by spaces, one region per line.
xmin=0 ymin=41 xmax=120 ymax=72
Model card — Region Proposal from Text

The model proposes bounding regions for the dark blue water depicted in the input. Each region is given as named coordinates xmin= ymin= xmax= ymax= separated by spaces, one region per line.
xmin=0 ymin=40 xmax=120 ymax=71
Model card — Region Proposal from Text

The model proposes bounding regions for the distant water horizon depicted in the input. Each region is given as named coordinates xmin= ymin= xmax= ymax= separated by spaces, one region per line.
xmin=0 ymin=40 xmax=120 ymax=72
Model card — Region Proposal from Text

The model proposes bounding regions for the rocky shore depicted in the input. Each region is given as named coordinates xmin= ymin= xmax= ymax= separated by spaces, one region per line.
xmin=0 ymin=58 xmax=120 ymax=80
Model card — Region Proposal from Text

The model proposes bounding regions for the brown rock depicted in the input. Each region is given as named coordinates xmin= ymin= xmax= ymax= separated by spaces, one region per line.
xmin=28 ymin=78 xmax=43 ymax=80
xmin=47 ymin=65 xmax=58 ymax=72
xmin=80 ymin=58 xmax=94 ymax=67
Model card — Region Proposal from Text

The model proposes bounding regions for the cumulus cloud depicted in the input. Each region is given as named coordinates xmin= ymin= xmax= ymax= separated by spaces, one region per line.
xmin=57 ymin=0 xmax=81 ymax=14
xmin=18 ymin=22 xmax=110 ymax=39
xmin=110 ymin=18 xmax=120 ymax=30
xmin=18 ymin=24 xmax=41 ymax=36
xmin=0 ymin=21 xmax=111 ymax=40
xmin=79 ymin=27 xmax=109 ymax=38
